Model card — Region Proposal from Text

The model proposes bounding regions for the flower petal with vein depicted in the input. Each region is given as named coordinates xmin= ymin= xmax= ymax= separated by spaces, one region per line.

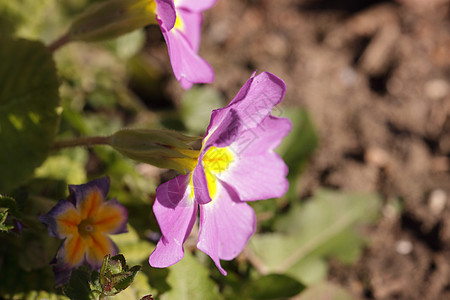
xmin=155 ymin=0 xmax=217 ymax=89
xmin=149 ymin=72 xmax=292 ymax=275
xmin=40 ymin=176 xmax=127 ymax=285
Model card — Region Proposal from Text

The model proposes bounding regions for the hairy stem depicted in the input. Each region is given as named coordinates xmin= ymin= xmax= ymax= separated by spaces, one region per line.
xmin=52 ymin=136 xmax=111 ymax=151
xmin=47 ymin=32 xmax=71 ymax=53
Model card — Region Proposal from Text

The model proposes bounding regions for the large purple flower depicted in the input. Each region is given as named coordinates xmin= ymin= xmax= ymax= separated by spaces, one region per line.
xmin=149 ymin=72 xmax=291 ymax=274
xmin=156 ymin=0 xmax=217 ymax=89
xmin=40 ymin=177 xmax=128 ymax=285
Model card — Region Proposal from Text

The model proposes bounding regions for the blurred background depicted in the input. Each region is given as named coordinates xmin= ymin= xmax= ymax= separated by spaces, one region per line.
xmin=1 ymin=0 xmax=450 ymax=299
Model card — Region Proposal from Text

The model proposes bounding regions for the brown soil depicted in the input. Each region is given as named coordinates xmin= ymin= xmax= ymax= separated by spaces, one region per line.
xmin=149 ymin=0 xmax=450 ymax=299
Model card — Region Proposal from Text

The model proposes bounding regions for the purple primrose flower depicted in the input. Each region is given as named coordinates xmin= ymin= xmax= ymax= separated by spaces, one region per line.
xmin=156 ymin=0 xmax=217 ymax=89
xmin=40 ymin=177 xmax=128 ymax=285
xmin=149 ymin=72 xmax=292 ymax=275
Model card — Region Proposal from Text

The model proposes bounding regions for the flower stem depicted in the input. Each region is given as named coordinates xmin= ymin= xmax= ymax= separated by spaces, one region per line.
xmin=52 ymin=136 xmax=111 ymax=150
xmin=47 ymin=32 xmax=71 ymax=53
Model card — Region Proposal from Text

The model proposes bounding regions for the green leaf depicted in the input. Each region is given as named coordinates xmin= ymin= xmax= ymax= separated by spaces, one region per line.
xmin=277 ymin=108 xmax=318 ymax=199
xmin=111 ymin=225 xmax=154 ymax=265
xmin=113 ymin=265 xmax=142 ymax=292
xmin=251 ymin=189 xmax=381 ymax=285
xmin=104 ymin=29 xmax=145 ymax=60
xmin=0 ymin=194 xmax=20 ymax=217
xmin=11 ymin=290 xmax=69 ymax=300
xmin=0 ymin=0 xmax=62 ymax=40
xmin=180 ymin=86 xmax=223 ymax=134
xmin=34 ymin=148 xmax=88 ymax=185
xmin=299 ymin=282 xmax=354 ymax=300
xmin=0 ymin=209 xmax=13 ymax=232
xmin=0 ymin=37 xmax=60 ymax=193
xmin=160 ymin=251 xmax=220 ymax=300
xmin=0 ymin=195 xmax=19 ymax=233
xmin=244 ymin=274 xmax=305 ymax=299
xmin=64 ymin=268 xmax=95 ymax=300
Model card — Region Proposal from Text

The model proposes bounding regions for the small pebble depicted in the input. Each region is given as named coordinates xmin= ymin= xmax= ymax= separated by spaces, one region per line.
xmin=396 ymin=240 xmax=413 ymax=255
xmin=425 ymin=79 xmax=449 ymax=100
xmin=365 ymin=147 xmax=389 ymax=168
xmin=428 ymin=189 xmax=447 ymax=215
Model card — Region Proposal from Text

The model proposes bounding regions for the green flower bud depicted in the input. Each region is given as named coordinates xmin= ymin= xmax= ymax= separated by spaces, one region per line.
xmin=69 ymin=0 xmax=158 ymax=42
xmin=109 ymin=129 xmax=201 ymax=173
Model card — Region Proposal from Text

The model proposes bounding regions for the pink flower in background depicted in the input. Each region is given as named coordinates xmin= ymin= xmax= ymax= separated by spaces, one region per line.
xmin=40 ymin=177 xmax=127 ymax=285
xmin=149 ymin=72 xmax=291 ymax=275
xmin=156 ymin=0 xmax=217 ymax=89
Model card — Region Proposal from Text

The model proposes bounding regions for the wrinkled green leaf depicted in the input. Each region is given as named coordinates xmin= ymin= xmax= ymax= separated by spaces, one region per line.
xmin=160 ymin=251 xmax=220 ymax=300
xmin=180 ymin=86 xmax=223 ymax=134
xmin=110 ymin=226 xmax=156 ymax=299
xmin=0 ymin=37 xmax=60 ymax=193
xmin=0 ymin=209 xmax=13 ymax=232
xmin=244 ymin=274 xmax=306 ymax=299
xmin=299 ymin=282 xmax=354 ymax=300
xmin=113 ymin=265 xmax=141 ymax=292
xmin=251 ymin=189 xmax=381 ymax=285
xmin=97 ymin=254 xmax=142 ymax=296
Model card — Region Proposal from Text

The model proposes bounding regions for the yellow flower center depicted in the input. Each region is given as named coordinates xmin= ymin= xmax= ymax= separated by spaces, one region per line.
xmin=200 ymin=146 xmax=234 ymax=199
xmin=172 ymin=148 xmax=200 ymax=172
xmin=174 ymin=15 xmax=185 ymax=31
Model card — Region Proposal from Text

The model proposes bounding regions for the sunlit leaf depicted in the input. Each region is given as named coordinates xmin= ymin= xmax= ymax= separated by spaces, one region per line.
xmin=160 ymin=251 xmax=221 ymax=300
xmin=35 ymin=148 xmax=88 ymax=185
xmin=180 ymin=86 xmax=223 ymax=134
xmin=277 ymin=108 xmax=318 ymax=199
xmin=104 ymin=29 xmax=146 ymax=60
xmin=0 ymin=0 xmax=62 ymax=41
xmin=0 ymin=37 xmax=60 ymax=193
xmin=251 ymin=189 xmax=381 ymax=285
xmin=299 ymin=282 xmax=354 ymax=300
xmin=244 ymin=274 xmax=305 ymax=299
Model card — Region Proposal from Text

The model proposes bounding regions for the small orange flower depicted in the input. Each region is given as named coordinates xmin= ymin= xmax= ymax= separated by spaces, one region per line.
xmin=40 ymin=176 xmax=127 ymax=285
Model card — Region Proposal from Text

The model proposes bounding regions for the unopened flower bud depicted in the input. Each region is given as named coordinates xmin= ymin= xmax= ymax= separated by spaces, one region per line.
xmin=109 ymin=129 xmax=200 ymax=173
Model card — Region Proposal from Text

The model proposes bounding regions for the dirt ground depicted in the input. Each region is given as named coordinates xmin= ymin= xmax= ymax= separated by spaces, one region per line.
xmin=146 ymin=0 xmax=450 ymax=299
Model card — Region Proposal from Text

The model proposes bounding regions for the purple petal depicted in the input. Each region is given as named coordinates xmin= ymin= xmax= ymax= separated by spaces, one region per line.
xmin=39 ymin=199 xmax=77 ymax=239
xmin=68 ymin=176 xmax=110 ymax=207
xmin=177 ymin=8 xmax=202 ymax=52
xmin=52 ymin=259 xmax=73 ymax=286
xmin=220 ymin=153 xmax=289 ymax=201
xmin=205 ymin=72 xmax=286 ymax=140
xmin=149 ymin=174 xmax=198 ymax=268
xmin=52 ymin=237 xmax=85 ymax=285
xmin=160 ymin=26 xmax=214 ymax=89
xmin=177 ymin=0 xmax=218 ymax=12
xmin=204 ymin=109 xmax=242 ymax=149
xmin=197 ymin=182 xmax=256 ymax=275
xmin=229 ymin=116 xmax=292 ymax=156
xmin=155 ymin=0 xmax=176 ymax=31
xmin=192 ymin=154 xmax=213 ymax=204
xmin=214 ymin=116 xmax=291 ymax=201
